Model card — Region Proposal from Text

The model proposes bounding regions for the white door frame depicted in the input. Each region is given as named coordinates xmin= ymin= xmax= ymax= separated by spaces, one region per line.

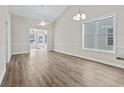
xmin=5 ymin=20 xmax=8 ymax=63
xmin=29 ymin=28 xmax=48 ymax=51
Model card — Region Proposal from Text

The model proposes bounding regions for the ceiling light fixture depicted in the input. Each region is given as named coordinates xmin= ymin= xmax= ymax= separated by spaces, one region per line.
xmin=38 ymin=5 xmax=50 ymax=26
xmin=73 ymin=6 xmax=86 ymax=21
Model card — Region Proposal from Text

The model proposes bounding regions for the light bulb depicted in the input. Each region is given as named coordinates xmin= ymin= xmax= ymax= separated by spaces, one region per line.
xmin=76 ymin=16 xmax=80 ymax=21
xmin=81 ymin=14 xmax=86 ymax=20
xmin=73 ymin=16 xmax=77 ymax=20
xmin=76 ymin=13 xmax=81 ymax=18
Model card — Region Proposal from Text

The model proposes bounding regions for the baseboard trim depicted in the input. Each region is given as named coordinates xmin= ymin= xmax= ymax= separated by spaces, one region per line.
xmin=47 ymin=50 xmax=54 ymax=52
xmin=12 ymin=51 xmax=30 ymax=55
xmin=7 ymin=53 xmax=12 ymax=63
xmin=54 ymin=49 xmax=124 ymax=69
xmin=0 ymin=65 xmax=6 ymax=85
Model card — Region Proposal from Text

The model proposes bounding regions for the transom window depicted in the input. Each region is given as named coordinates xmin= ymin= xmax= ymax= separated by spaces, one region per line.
xmin=82 ymin=15 xmax=116 ymax=53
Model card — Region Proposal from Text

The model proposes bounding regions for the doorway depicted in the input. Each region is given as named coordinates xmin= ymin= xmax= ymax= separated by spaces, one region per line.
xmin=29 ymin=29 xmax=47 ymax=50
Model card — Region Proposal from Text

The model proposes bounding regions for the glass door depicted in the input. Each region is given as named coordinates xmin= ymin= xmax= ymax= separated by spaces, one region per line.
xmin=30 ymin=30 xmax=36 ymax=49
xmin=36 ymin=31 xmax=45 ymax=48
xmin=30 ymin=29 xmax=47 ymax=49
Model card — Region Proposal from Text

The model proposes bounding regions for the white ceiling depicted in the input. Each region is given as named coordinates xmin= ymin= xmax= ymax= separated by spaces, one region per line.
xmin=9 ymin=5 xmax=68 ymax=22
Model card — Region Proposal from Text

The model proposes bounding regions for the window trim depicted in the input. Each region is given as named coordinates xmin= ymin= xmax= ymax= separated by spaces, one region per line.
xmin=82 ymin=13 xmax=116 ymax=54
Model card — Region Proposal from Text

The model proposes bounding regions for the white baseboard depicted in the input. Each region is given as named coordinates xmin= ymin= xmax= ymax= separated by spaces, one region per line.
xmin=7 ymin=53 xmax=12 ymax=63
xmin=48 ymin=49 xmax=54 ymax=52
xmin=0 ymin=65 xmax=6 ymax=85
xmin=12 ymin=51 xmax=30 ymax=55
xmin=54 ymin=49 xmax=124 ymax=69
xmin=12 ymin=49 xmax=54 ymax=55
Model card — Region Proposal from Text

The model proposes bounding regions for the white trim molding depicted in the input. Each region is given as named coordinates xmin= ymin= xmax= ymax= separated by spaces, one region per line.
xmin=7 ymin=53 xmax=12 ymax=63
xmin=82 ymin=13 xmax=116 ymax=54
xmin=12 ymin=52 xmax=30 ymax=55
xmin=0 ymin=46 xmax=6 ymax=85
xmin=0 ymin=64 xmax=6 ymax=85
xmin=54 ymin=49 xmax=124 ymax=69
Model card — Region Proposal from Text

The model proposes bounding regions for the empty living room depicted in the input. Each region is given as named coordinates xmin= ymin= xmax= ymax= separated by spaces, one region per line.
xmin=0 ymin=0 xmax=124 ymax=92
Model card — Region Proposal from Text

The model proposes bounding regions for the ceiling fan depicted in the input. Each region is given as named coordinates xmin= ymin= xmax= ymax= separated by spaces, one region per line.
xmin=38 ymin=5 xmax=51 ymax=26
xmin=38 ymin=20 xmax=50 ymax=26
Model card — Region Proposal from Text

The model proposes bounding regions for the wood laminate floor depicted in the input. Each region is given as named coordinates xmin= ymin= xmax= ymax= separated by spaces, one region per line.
xmin=1 ymin=49 xmax=124 ymax=87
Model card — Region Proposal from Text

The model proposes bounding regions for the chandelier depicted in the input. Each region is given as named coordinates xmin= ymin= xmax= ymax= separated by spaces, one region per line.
xmin=73 ymin=6 xmax=86 ymax=21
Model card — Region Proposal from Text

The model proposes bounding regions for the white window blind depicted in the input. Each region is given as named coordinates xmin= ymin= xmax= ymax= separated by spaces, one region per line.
xmin=82 ymin=15 xmax=116 ymax=53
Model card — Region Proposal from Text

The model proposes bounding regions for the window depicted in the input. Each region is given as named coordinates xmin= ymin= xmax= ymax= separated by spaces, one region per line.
xmin=38 ymin=36 xmax=43 ymax=43
xmin=45 ymin=34 xmax=47 ymax=43
xmin=107 ymin=28 xmax=113 ymax=46
xmin=82 ymin=15 xmax=116 ymax=53
xmin=30 ymin=31 xmax=35 ymax=45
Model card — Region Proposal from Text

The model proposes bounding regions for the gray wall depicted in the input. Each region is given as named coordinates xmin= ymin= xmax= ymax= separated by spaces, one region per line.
xmin=0 ymin=6 xmax=10 ymax=84
xmin=11 ymin=15 xmax=54 ymax=54
xmin=54 ymin=6 xmax=124 ymax=68
xmin=6 ymin=13 xmax=11 ymax=63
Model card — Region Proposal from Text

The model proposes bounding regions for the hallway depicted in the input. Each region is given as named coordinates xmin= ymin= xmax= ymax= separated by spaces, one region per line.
xmin=1 ymin=49 xmax=124 ymax=87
